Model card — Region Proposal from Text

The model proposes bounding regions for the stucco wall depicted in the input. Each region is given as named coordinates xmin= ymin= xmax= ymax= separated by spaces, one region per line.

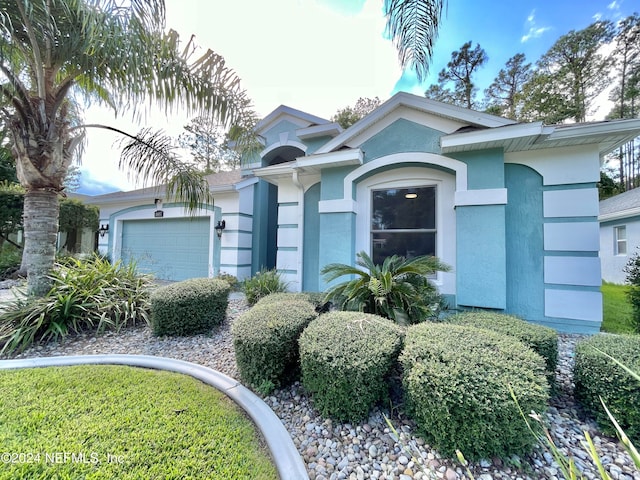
xmin=600 ymin=216 xmax=640 ymax=284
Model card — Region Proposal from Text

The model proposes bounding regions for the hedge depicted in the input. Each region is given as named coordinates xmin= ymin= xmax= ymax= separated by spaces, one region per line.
xmin=150 ymin=278 xmax=230 ymax=336
xmin=574 ymin=334 xmax=640 ymax=442
xmin=401 ymin=322 xmax=549 ymax=460
xmin=255 ymin=292 xmax=329 ymax=312
xmin=446 ymin=311 xmax=558 ymax=384
xmin=299 ymin=312 xmax=404 ymax=421
xmin=232 ymin=300 xmax=318 ymax=394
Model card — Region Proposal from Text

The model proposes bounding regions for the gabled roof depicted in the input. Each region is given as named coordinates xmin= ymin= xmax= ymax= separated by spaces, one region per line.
xmin=600 ymin=187 xmax=640 ymax=222
xmin=84 ymin=170 xmax=243 ymax=206
xmin=254 ymin=105 xmax=332 ymax=136
xmin=315 ymin=92 xmax=516 ymax=154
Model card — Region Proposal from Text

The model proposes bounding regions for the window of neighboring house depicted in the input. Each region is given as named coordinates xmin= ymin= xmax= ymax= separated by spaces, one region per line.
xmin=371 ymin=186 xmax=436 ymax=265
xmin=615 ymin=225 xmax=627 ymax=255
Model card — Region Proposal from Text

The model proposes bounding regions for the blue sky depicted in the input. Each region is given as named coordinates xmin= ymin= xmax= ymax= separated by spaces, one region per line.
xmin=77 ymin=0 xmax=637 ymax=195
xmin=392 ymin=0 xmax=634 ymax=97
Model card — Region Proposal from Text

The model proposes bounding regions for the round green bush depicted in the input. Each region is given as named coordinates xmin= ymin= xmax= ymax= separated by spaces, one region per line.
xmin=447 ymin=311 xmax=558 ymax=380
xmin=299 ymin=311 xmax=404 ymax=422
xmin=232 ymin=300 xmax=318 ymax=394
xmin=401 ymin=323 xmax=549 ymax=460
xmin=255 ymin=292 xmax=329 ymax=312
xmin=574 ymin=334 xmax=640 ymax=442
xmin=150 ymin=278 xmax=230 ymax=336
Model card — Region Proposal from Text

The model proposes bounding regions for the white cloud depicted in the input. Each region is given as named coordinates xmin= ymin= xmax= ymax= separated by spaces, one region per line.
xmin=79 ymin=0 xmax=401 ymax=192
xmin=521 ymin=9 xmax=551 ymax=43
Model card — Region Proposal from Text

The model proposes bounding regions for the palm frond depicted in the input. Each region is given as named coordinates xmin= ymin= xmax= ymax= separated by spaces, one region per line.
xmin=384 ymin=0 xmax=446 ymax=82
xmin=115 ymin=127 xmax=212 ymax=213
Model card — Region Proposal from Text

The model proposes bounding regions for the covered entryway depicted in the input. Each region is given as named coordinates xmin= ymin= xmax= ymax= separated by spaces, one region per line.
xmin=121 ymin=217 xmax=210 ymax=281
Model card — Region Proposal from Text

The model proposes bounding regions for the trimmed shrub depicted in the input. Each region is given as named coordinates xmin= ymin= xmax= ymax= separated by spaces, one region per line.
xmin=256 ymin=292 xmax=329 ymax=312
xmin=242 ymin=268 xmax=288 ymax=306
xmin=232 ymin=300 xmax=318 ymax=394
xmin=150 ymin=278 xmax=230 ymax=336
xmin=574 ymin=334 xmax=640 ymax=442
xmin=215 ymin=272 xmax=239 ymax=291
xmin=624 ymin=251 xmax=640 ymax=333
xmin=299 ymin=311 xmax=404 ymax=421
xmin=401 ymin=323 xmax=549 ymax=460
xmin=446 ymin=311 xmax=558 ymax=382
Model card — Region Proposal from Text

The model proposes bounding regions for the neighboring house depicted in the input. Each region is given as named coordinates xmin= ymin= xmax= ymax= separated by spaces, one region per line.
xmin=599 ymin=187 xmax=640 ymax=284
xmin=88 ymin=92 xmax=640 ymax=333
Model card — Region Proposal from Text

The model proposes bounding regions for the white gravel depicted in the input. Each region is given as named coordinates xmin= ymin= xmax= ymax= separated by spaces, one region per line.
xmin=2 ymin=296 xmax=639 ymax=480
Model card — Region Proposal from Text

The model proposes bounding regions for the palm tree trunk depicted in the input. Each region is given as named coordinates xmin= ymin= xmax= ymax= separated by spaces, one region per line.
xmin=22 ymin=190 xmax=59 ymax=296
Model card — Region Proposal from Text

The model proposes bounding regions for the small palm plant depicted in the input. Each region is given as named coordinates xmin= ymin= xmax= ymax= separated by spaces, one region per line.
xmin=321 ymin=251 xmax=450 ymax=325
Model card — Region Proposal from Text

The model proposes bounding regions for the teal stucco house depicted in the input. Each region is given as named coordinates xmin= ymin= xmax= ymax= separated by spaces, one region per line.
xmin=88 ymin=92 xmax=640 ymax=333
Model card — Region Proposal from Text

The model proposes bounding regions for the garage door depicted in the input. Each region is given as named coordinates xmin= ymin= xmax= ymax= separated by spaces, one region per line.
xmin=121 ymin=217 xmax=210 ymax=281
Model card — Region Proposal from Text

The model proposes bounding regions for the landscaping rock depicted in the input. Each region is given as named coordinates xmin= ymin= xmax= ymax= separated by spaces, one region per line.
xmin=4 ymin=299 xmax=640 ymax=480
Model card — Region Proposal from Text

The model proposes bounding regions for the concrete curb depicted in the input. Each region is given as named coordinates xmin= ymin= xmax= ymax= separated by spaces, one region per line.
xmin=0 ymin=354 xmax=309 ymax=480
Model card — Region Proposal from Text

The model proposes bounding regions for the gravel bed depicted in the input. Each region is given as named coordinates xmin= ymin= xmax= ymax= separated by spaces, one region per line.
xmin=2 ymin=298 xmax=639 ymax=480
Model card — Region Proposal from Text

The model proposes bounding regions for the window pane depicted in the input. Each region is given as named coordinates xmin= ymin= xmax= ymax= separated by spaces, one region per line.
xmin=372 ymin=232 xmax=436 ymax=265
xmin=619 ymin=241 xmax=627 ymax=255
xmin=372 ymin=187 xmax=435 ymax=230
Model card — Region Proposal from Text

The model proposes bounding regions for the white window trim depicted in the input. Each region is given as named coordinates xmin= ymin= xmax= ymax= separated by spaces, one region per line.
xmin=614 ymin=225 xmax=627 ymax=256
xmin=355 ymin=167 xmax=456 ymax=295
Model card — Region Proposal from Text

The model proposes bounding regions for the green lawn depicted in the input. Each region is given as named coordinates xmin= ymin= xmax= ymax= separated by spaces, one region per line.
xmin=602 ymin=282 xmax=635 ymax=334
xmin=0 ymin=365 xmax=277 ymax=480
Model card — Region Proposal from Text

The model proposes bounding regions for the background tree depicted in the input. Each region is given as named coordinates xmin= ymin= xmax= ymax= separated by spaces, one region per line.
xmin=521 ymin=21 xmax=615 ymax=123
xmin=58 ymin=198 xmax=98 ymax=254
xmin=607 ymin=14 xmax=640 ymax=190
xmin=331 ymin=97 xmax=382 ymax=129
xmin=483 ymin=53 xmax=532 ymax=120
xmin=0 ymin=182 xmax=24 ymax=250
xmin=425 ymin=41 xmax=487 ymax=109
xmin=178 ymin=116 xmax=240 ymax=173
xmin=0 ymin=0 xmax=254 ymax=296
xmin=384 ymin=0 xmax=446 ymax=81
xmin=610 ymin=13 xmax=640 ymax=120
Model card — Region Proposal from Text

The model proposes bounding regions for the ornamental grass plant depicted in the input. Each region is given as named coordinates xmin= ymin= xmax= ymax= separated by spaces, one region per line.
xmin=0 ymin=254 xmax=152 ymax=355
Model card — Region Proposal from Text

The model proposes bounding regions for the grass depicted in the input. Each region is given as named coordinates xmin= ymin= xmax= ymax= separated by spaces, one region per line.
xmin=602 ymin=281 xmax=635 ymax=334
xmin=0 ymin=365 xmax=277 ymax=480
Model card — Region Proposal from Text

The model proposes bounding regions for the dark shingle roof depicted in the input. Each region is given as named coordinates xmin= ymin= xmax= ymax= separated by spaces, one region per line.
xmin=600 ymin=187 xmax=640 ymax=217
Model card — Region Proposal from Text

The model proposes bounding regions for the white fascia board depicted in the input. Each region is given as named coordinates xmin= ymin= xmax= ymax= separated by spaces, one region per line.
xmin=295 ymin=149 xmax=363 ymax=172
xmin=441 ymin=122 xmax=546 ymax=151
xmin=296 ymin=123 xmax=343 ymax=140
xmin=253 ymin=162 xmax=295 ymax=179
xmin=315 ymin=92 xmax=516 ymax=155
xmin=599 ymin=207 xmax=640 ymax=223
xmin=209 ymin=184 xmax=238 ymax=194
xmin=85 ymin=188 xmax=166 ymax=206
xmin=550 ymin=118 xmax=640 ymax=141
xmin=234 ymin=176 xmax=259 ymax=190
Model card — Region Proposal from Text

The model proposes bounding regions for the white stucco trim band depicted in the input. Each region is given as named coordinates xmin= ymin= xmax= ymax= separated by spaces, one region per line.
xmin=455 ymin=188 xmax=507 ymax=206
xmin=343 ymin=152 xmax=468 ymax=197
xmin=259 ymin=139 xmax=308 ymax=160
xmin=318 ymin=199 xmax=358 ymax=214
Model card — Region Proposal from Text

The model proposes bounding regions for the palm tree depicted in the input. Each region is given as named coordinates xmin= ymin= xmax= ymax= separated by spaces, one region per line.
xmin=384 ymin=0 xmax=446 ymax=82
xmin=0 ymin=0 xmax=254 ymax=296
xmin=322 ymin=251 xmax=450 ymax=325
